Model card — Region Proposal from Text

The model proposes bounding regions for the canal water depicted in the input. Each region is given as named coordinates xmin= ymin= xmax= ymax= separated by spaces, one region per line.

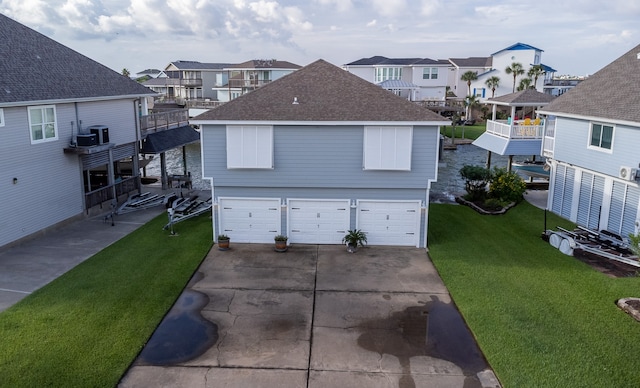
xmin=145 ymin=141 xmax=521 ymax=203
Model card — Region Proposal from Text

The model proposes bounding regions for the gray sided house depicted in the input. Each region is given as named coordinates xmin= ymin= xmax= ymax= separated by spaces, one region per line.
xmin=0 ymin=14 xmax=155 ymax=249
xmin=191 ymin=59 xmax=449 ymax=248
xmin=538 ymin=43 xmax=640 ymax=238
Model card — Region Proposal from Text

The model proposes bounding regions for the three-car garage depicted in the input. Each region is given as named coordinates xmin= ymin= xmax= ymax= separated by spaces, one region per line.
xmin=217 ymin=197 xmax=423 ymax=247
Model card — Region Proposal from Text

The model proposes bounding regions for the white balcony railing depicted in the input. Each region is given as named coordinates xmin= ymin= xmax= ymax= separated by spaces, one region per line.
xmin=542 ymin=119 xmax=556 ymax=157
xmin=485 ymin=119 xmax=545 ymax=139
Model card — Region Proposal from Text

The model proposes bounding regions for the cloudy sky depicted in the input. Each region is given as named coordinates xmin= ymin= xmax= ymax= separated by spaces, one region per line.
xmin=1 ymin=0 xmax=638 ymax=76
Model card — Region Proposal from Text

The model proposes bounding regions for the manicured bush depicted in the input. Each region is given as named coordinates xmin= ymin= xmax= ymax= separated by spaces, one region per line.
xmin=459 ymin=164 xmax=491 ymax=201
xmin=489 ymin=167 xmax=527 ymax=203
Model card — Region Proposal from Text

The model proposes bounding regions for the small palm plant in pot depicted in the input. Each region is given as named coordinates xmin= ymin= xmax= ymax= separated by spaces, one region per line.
xmin=217 ymin=234 xmax=230 ymax=251
xmin=274 ymin=234 xmax=288 ymax=252
xmin=342 ymin=229 xmax=367 ymax=253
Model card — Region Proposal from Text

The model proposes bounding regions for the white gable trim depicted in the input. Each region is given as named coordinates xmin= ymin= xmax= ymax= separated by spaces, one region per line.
xmin=191 ymin=119 xmax=450 ymax=126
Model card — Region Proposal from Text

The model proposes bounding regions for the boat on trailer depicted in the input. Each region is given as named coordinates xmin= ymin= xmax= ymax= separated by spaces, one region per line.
xmin=543 ymin=226 xmax=639 ymax=270
xmin=163 ymin=194 xmax=212 ymax=231
xmin=116 ymin=192 xmax=169 ymax=214
xmin=512 ymin=160 xmax=550 ymax=179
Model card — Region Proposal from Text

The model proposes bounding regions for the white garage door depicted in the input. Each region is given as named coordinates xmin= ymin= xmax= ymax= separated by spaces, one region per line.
xmin=357 ymin=200 xmax=421 ymax=246
xmin=218 ymin=198 xmax=281 ymax=243
xmin=288 ymin=199 xmax=350 ymax=244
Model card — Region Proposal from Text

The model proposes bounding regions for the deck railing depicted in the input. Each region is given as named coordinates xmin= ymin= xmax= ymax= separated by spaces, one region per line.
xmin=84 ymin=176 xmax=140 ymax=211
xmin=485 ymin=119 xmax=544 ymax=139
xmin=542 ymin=119 xmax=556 ymax=157
xmin=139 ymin=109 xmax=189 ymax=138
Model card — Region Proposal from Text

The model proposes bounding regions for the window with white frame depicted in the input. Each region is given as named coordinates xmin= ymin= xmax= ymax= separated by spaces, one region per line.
xmin=28 ymin=105 xmax=57 ymax=143
xmin=363 ymin=126 xmax=412 ymax=171
xmin=226 ymin=125 xmax=273 ymax=168
xmin=589 ymin=122 xmax=613 ymax=150
xmin=0 ymin=108 xmax=4 ymax=127
xmin=422 ymin=67 xmax=438 ymax=80
xmin=375 ymin=67 xmax=402 ymax=83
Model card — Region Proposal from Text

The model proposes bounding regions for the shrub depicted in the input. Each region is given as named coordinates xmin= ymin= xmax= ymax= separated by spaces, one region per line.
xmin=629 ymin=233 xmax=640 ymax=257
xmin=459 ymin=165 xmax=491 ymax=201
xmin=482 ymin=198 xmax=506 ymax=211
xmin=489 ymin=167 xmax=526 ymax=203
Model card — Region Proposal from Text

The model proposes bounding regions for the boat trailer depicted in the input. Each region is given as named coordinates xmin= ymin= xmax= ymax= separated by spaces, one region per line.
xmin=543 ymin=226 xmax=639 ymax=268
xmin=163 ymin=194 xmax=213 ymax=232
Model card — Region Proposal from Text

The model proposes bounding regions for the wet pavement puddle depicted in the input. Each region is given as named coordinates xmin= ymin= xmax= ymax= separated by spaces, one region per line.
xmin=139 ymin=289 xmax=218 ymax=365
xmin=357 ymin=295 xmax=488 ymax=388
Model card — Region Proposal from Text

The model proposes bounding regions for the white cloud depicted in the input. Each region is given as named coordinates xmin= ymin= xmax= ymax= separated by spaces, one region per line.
xmin=315 ymin=0 xmax=352 ymax=13
xmin=420 ymin=0 xmax=441 ymax=16
xmin=371 ymin=0 xmax=406 ymax=17
xmin=366 ymin=19 xmax=377 ymax=27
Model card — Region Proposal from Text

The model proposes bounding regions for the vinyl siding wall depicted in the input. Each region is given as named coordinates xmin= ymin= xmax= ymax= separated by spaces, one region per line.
xmin=552 ymin=117 xmax=640 ymax=178
xmin=0 ymin=99 xmax=140 ymax=248
xmin=202 ymin=124 xmax=438 ymax=189
xmin=76 ymin=99 xmax=138 ymax=144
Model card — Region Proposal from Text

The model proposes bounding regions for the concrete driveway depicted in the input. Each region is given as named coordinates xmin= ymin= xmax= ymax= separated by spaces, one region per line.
xmin=120 ymin=245 xmax=500 ymax=388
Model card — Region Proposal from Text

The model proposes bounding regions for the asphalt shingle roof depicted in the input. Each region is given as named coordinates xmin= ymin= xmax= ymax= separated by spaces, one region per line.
xmin=229 ymin=60 xmax=302 ymax=69
xmin=168 ymin=61 xmax=232 ymax=70
xmin=193 ymin=59 xmax=447 ymax=122
xmin=540 ymin=43 xmax=640 ymax=124
xmin=0 ymin=13 xmax=154 ymax=104
xmin=488 ymin=89 xmax=556 ymax=106
xmin=449 ymin=57 xmax=493 ymax=67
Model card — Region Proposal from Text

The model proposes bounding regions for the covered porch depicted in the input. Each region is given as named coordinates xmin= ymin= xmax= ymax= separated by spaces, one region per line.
xmin=472 ymin=89 xmax=555 ymax=171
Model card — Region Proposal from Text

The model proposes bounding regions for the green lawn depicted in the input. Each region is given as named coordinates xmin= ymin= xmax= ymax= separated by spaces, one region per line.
xmin=428 ymin=202 xmax=640 ymax=387
xmin=440 ymin=122 xmax=486 ymax=140
xmin=0 ymin=213 xmax=213 ymax=387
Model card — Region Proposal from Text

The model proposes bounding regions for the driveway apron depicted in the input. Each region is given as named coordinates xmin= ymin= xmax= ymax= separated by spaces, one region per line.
xmin=120 ymin=245 xmax=500 ymax=388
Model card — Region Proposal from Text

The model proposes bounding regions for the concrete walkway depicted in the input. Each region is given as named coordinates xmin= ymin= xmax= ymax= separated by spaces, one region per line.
xmin=0 ymin=188 xmax=204 ymax=312
xmin=120 ymin=245 xmax=501 ymax=388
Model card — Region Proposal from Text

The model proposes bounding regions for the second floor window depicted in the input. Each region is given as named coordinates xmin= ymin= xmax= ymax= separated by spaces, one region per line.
xmin=422 ymin=67 xmax=438 ymax=79
xmin=28 ymin=105 xmax=57 ymax=144
xmin=589 ymin=123 xmax=613 ymax=150
xmin=375 ymin=67 xmax=402 ymax=83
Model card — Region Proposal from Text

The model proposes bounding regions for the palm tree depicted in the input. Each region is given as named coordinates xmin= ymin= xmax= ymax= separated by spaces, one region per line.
xmin=485 ymin=76 xmax=500 ymax=98
xmin=461 ymin=71 xmax=478 ymax=97
xmin=464 ymin=95 xmax=480 ymax=120
xmin=505 ymin=62 xmax=524 ymax=93
xmin=122 ymin=68 xmax=131 ymax=78
xmin=517 ymin=78 xmax=533 ymax=91
xmin=527 ymin=64 xmax=546 ymax=89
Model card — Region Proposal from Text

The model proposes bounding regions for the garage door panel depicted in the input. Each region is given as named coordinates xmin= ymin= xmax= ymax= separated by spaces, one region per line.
xmin=219 ymin=198 xmax=281 ymax=243
xmin=357 ymin=200 xmax=420 ymax=246
xmin=288 ymin=200 xmax=350 ymax=244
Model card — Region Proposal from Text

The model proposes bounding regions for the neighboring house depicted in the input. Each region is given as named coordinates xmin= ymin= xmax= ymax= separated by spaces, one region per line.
xmin=537 ymin=44 xmax=640 ymax=238
xmin=461 ymin=43 xmax=556 ymax=100
xmin=0 ymin=14 xmax=155 ymax=249
xmin=191 ymin=60 xmax=449 ymax=248
xmin=144 ymin=60 xmax=232 ymax=103
xmin=542 ymin=76 xmax=587 ymax=97
xmin=447 ymin=56 xmax=492 ymax=98
xmin=343 ymin=56 xmax=451 ymax=101
xmin=214 ymin=59 xmax=301 ymax=102
xmin=135 ymin=68 xmax=164 ymax=79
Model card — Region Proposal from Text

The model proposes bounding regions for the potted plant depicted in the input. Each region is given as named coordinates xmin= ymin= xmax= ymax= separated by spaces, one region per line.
xmin=342 ymin=229 xmax=367 ymax=253
xmin=217 ymin=234 xmax=230 ymax=251
xmin=274 ymin=235 xmax=288 ymax=252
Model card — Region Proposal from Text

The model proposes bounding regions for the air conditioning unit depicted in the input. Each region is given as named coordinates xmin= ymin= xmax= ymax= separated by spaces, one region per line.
xmin=619 ymin=166 xmax=637 ymax=181
xmin=88 ymin=125 xmax=109 ymax=144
